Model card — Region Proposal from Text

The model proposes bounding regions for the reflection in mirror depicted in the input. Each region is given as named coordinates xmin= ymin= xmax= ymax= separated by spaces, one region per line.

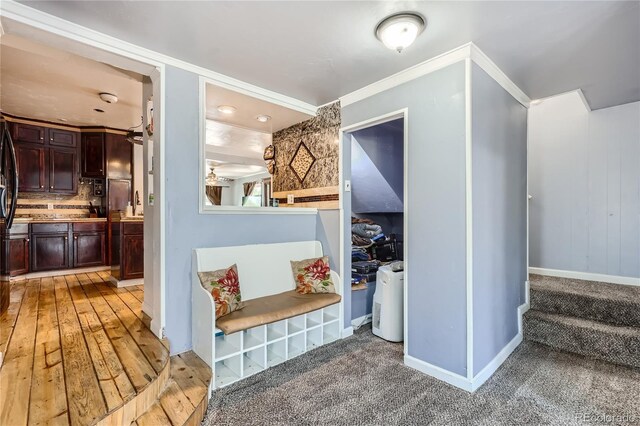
xmin=203 ymin=82 xmax=314 ymax=210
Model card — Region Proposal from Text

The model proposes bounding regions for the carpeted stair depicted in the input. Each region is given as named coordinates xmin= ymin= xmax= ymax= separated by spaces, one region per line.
xmin=524 ymin=274 xmax=640 ymax=369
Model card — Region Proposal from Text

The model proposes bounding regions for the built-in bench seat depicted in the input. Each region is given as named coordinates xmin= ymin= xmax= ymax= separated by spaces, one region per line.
xmin=216 ymin=290 xmax=341 ymax=335
xmin=192 ymin=241 xmax=343 ymax=394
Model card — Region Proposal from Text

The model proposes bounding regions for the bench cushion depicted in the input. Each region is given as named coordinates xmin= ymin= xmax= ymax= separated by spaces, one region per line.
xmin=216 ymin=290 xmax=341 ymax=335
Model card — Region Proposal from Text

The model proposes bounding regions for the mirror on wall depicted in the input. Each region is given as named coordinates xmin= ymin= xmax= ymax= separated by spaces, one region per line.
xmin=201 ymin=82 xmax=314 ymax=211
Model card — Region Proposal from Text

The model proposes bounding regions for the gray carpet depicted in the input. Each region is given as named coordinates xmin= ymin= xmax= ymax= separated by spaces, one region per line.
xmin=524 ymin=275 xmax=640 ymax=368
xmin=203 ymin=326 xmax=640 ymax=425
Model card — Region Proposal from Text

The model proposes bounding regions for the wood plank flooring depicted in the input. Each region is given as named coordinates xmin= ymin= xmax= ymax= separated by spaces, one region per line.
xmin=0 ymin=272 xmax=211 ymax=426
xmin=0 ymin=273 xmax=175 ymax=425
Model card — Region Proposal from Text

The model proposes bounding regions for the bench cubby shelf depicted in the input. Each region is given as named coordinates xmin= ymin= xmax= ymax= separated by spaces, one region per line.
xmin=214 ymin=304 xmax=341 ymax=389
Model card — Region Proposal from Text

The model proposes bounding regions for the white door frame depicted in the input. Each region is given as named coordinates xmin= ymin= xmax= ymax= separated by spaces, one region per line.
xmin=1 ymin=5 xmax=167 ymax=338
xmin=339 ymin=108 xmax=409 ymax=349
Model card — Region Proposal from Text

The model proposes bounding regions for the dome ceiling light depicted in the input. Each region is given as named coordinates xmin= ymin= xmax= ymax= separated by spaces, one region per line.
xmin=375 ymin=12 xmax=426 ymax=53
xmin=256 ymin=114 xmax=271 ymax=123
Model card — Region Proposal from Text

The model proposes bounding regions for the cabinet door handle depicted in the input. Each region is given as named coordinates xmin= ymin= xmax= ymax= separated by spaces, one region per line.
xmin=50 ymin=186 xmax=54 ymax=189
xmin=74 ymin=236 xmax=78 ymax=240
xmin=25 ymin=238 xmax=29 ymax=243
xmin=64 ymin=236 xmax=68 ymax=240
xmin=40 ymin=185 xmax=44 ymax=188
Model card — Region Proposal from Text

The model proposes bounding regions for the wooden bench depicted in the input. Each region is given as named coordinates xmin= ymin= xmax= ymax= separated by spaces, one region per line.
xmin=192 ymin=241 xmax=343 ymax=393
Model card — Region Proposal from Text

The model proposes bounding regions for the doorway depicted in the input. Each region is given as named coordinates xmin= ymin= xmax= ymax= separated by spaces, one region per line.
xmin=0 ymin=19 xmax=167 ymax=338
xmin=341 ymin=111 xmax=407 ymax=346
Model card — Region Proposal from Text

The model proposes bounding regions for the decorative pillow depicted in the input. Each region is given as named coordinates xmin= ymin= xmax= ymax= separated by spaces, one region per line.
xmin=290 ymin=256 xmax=336 ymax=294
xmin=198 ymin=264 xmax=245 ymax=319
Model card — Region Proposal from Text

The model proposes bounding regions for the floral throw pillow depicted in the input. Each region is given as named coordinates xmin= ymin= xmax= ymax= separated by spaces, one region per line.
xmin=290 ymin=256 xmax=336 ymax=294
xmin=198 ymin=264 xmax=245 ymax=319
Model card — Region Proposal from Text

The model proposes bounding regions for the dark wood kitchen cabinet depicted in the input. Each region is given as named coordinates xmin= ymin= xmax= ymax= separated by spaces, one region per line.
xmin=11 ymin=122 xmax=45 ymax=144
xmin=1 ymin=224 xmax=30 ymax=277
xmin=31 ymin=233 xmax=70 ymax=272
xmin=81 ymin=133 xmax=106 ymax=178
xmin=72 ymin=222 xmax=106 ymax=267
xmin=110 ymin=220 xmax=143 ymax=280
xmin=15 ymin=143 xmax=47 ymax=192
xmin=11 ymin=122 xmax=80 ymax=195
xmin=48 ymin=128 xmax=77 ymax=148
xmin=49 ymin=147 xmax=78 ymax=193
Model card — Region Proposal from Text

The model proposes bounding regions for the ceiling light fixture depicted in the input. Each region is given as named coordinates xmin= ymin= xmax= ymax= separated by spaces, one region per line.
xmin=206 ymin=168 xmax=218 ymax=186
xmin=256 ymin=115 xmax=271 ymax=123
xmin=99 ymin=92 xmax=118 ymax=104
xmin=217 ymin=105 xmax=237 ymax=114
xmin=375 ymin=12 xmax=426 ymax=53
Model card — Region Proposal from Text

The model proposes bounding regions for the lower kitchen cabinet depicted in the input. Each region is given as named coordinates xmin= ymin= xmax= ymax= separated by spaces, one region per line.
xmin=28 ymin=221 xmax=107 ymax=273
xmin=1 ymin=224 xmax=30 ymax=276
xmin=73 ymin=222 xmax=106 ymax=267
xmin=31 ymin=233 xmax=70 ymax=272
xmin=111 ymin=220 xmax=144 ymax=281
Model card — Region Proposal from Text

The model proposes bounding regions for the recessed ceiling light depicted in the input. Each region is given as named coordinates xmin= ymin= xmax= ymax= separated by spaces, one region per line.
xmin=217 ymin=105 xmax=237 ymax=114
xmin=99 ymin=92 xmax=118 ymax=104
xmin=256 ymin=115 xmax=271 ymax=123
xmin=94 ymin=108 xmax=105 ymax=113
xmin=375 ymin=12 xmax=426 ymax=53
xmin=58 ymin=118 xmax=68 ymax=122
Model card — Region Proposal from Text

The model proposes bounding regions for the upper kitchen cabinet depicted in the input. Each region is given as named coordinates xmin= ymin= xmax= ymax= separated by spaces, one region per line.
xmin=49 ymin=147 xmax=78 ymax=193
xmin=105 ymin=133 xmax=132 ymax=179
xmin=11 ymin=122 xmax=45 ymax=144
xmin=15 ymin=143 xmax=47 ymax=192
xmin=49 ymin=128 xmax=77 ymax=148
xmin=10 ymin=122 xmax=80 ymax=195
xmin=81 ymin=132 xmax=106 ymax=178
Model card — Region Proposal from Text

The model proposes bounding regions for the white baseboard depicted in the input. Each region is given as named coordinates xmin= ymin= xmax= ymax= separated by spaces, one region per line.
xmin=342 ymin=327 xmax=354 ymax=338
xmin=404 ymin=355 xmax=473 ymax=392
xmin=405 ymin=332 xmax=523 ymax=393
xmin=470 ymin=333 xmax=522 ymax=392
xmin=351 ymin=314 xmax=372 ymax=328
xmin=529 ymin=267 xmax=640 ymax=287
xmin=518 ymin=280 xmax=531 ymax=334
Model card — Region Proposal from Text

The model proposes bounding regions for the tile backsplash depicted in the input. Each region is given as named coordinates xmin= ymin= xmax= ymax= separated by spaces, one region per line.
xmin=16 ymin=179 xmax=103 ymax=219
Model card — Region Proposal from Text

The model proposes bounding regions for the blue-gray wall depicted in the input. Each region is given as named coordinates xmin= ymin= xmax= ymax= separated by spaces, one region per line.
xmin=351 ymin=283 xmax=376 ymax=320
xmin=471 ymin=64 xmax=528 ymax=375
xmin=529 ymin=93 xmax=640 ymax=279
xmin=351 ymin=119 xmax=404 ymax=213
xmin=164 ymin=65 xmax=318 ymax=354
xmin=342 ymin=62 xmax=468 ymax=376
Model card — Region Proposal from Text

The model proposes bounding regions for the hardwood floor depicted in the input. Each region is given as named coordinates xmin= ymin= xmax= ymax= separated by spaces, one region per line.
xmin=0 ymin=272 xmax=211 ymax=426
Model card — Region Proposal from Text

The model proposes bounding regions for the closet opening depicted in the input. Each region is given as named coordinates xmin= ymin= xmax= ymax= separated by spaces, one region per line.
xmin=345 ymin=116 xmax=406 ymax=343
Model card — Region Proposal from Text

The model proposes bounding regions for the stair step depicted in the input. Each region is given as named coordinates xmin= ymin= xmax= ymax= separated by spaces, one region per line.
xmin=135 ymin=351 xmax=212 ymax=426
xmin=523 ymin=310 xmax=640 ymax=369
xmin=530 ymin=274 xmax=640 ymax=327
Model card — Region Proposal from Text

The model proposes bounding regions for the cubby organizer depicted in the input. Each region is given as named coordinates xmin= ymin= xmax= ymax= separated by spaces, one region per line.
xmin=213 ymin=305 xmax=341 ymax=389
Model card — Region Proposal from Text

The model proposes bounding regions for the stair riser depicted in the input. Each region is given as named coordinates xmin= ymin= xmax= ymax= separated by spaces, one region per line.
xmin=530 ymin=290 xmax=640 ymax=328
xmin=523 ymin=315 xmax=640 ymax=369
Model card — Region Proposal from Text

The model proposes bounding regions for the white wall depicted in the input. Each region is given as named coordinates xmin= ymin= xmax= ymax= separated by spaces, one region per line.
xmin=529 ymin=92 xmax=640 ymax=279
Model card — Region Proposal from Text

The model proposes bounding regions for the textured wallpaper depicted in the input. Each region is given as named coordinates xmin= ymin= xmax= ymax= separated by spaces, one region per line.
xmin=273 ymin=102 xmax=340 ymax=194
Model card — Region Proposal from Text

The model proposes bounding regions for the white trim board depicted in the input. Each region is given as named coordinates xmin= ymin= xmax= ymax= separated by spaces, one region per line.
xmin=464 ymin=57 xmax=474 ymax=381
xmin=340 ymin=43 xmax=530 ymax=108
xmin=342 ymin=327 xmax=354 ymax=338
xmin=529 ymin=268 xmax=640 ymax=287
xmin=405 ymin=332 xmax=522 ymax=393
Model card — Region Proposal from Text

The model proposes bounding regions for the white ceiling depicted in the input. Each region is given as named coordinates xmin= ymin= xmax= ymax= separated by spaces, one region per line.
xmin=205 ymin=120 xmax=270 ymax=179
xmin=206 ymin=83 xmax=312 ymax=133
xmin=12 ymin=1 xmax=640 ymax=110
xmin=0 ymin=34 xmax=143 ymax=128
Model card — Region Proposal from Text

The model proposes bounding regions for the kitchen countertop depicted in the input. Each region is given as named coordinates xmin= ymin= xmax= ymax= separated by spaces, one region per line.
xmin=12 ymin=217 xmax=108 ymax=224
xmin=111 ymin=216 xmax=144 ymax=223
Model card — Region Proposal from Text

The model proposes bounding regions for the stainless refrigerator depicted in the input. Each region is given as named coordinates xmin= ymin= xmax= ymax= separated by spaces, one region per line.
xmin=0 ymin=119 xmax=18 ymax=229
